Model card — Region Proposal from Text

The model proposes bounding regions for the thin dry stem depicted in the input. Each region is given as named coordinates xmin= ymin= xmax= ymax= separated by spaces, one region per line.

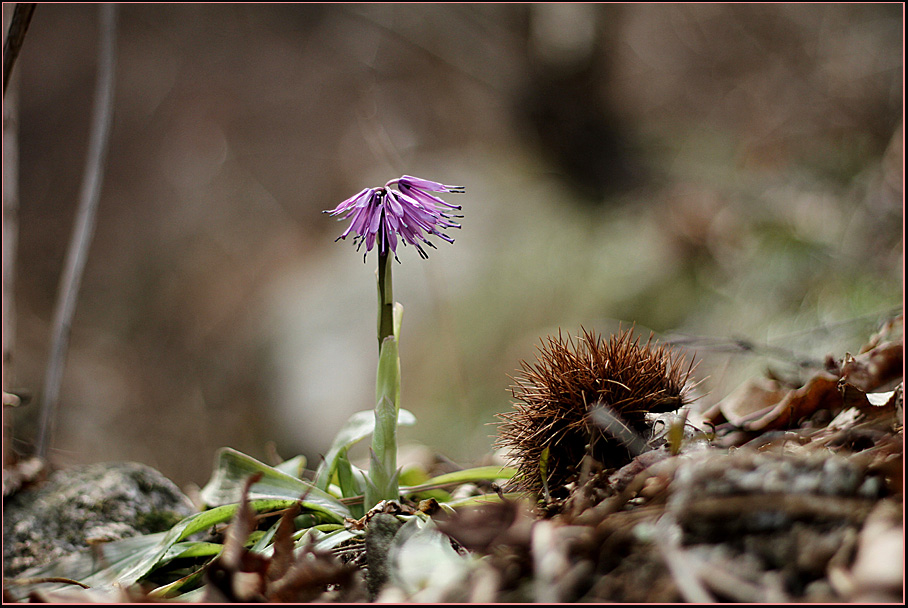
xmin=36 ymin=4 xmax=117 ymax=458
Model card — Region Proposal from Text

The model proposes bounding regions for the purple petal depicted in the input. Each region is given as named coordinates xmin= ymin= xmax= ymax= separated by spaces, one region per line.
xmin=398 ymin=184 xmax=462 ymax=211
xmin=325 ymin=187 xmax=374 ymax=215
xmin=395 ymin=175 xmax=464 ymax=193
xmin=328 ymin=178 xmax=464 ymax=260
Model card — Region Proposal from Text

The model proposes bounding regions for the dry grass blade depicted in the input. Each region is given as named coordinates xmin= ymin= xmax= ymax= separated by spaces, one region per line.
xmin=653 ymin=515 xmax=715 ymax=603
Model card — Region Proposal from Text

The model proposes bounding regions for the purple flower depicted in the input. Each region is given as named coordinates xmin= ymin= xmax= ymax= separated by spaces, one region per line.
xmin=325 ymin=175 xmax=464 ymax=260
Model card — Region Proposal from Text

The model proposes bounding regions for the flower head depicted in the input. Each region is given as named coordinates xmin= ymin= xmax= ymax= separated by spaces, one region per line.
xmin=325 ymin=175 xmax=464 ymax=260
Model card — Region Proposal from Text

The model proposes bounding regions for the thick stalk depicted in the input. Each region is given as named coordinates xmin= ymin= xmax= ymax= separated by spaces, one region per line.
xmin=377 ymin=247 xmax=394 ymax=350
xmin=366 ymin=231 xmax=400 ymax=508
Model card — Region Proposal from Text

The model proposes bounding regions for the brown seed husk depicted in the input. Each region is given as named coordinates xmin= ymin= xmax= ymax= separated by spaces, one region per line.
xmin=497 ymin=327 xmax=693 ymax=498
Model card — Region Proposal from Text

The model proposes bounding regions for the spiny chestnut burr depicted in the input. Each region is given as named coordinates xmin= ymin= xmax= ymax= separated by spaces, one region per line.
xmin=496 ymin=327 xmax=694 ymax=498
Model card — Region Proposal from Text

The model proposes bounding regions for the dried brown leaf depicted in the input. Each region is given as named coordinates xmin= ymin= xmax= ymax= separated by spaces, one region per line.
xmin=838 ymin=380 xmax=903 ymax=419
xmin=267 ymin=502 xmax=301 ymax=582
xmin=841 ymin=340 xmax=904 ymax=392
xmin=743 ymin=372 xmax=841 ymax=432
xmin=203 ymin=472 xmax=270 ymax=602
xmin=704 ymin=376 xmax=788 ymax=426
xmin=435 ymin=499 xmax=535 ymax=555
xmin=200 ymin=472 xmax=363 ymax=602
xmin=267 ymin=547 xmax=361 ymax=603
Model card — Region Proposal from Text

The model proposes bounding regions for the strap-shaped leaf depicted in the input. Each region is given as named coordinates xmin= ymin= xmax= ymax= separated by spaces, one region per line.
xmin=98 ymin=498 xmax=297 ymax=587
xmin=401 ymin=465 xmax=517 ymax=494
xmin=314 ymin=408 xmax=416 ymax=491
xmin=11 ymin=498 xmax=297 ymax=599
xmin=199 ymin=447 xmax=349 ymax=521
xmin=273 ymin=454 xmax=307 ymax=478
xmin=335 ymin=448 xmax=367 ymax=519
xmin=366 ymin=327 xmax=403 ymax=507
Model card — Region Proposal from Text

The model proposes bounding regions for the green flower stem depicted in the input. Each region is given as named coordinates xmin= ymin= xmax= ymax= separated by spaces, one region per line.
xmin=367 ymin=245 xmax=402 ymax=509
xmin=377 ymin=249 xmax=394 ymax=349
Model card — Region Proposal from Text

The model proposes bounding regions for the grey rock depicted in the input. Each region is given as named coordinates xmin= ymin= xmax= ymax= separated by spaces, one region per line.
xmin=2 ymin=461 xmax=195 ymax=578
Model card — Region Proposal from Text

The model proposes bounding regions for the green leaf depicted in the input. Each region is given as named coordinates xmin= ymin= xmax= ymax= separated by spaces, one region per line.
xmin=273 ymin=454 xmax=307 ymax=478
xmin=10 ymin=499 xmax=295 ymax=599
xmin=364 ymin=446 xmax=392 ymax=509
xmin=399 ymin=467 xmax=449 ymax=503
xmin=101 ymin=498 xmax=297 ymax=588
xmin=200 ymin=447 xmax=349 ymax=522
xmin=366 ymin=332 xmax=402 ymax=508
xmin=310 ymin=527 xmax=360 ymax=552
xmin=250 ymin=518 xmax=280 ymax=553
xmin=9 ymin=531 xmax=166 ymax=599
xmin=405 ymin=465 xmax=517 ymax=490
xmin=314 ymin=408 xmax=416 ymax=492
xmin=335 ymin=448 xmax=366 ymax=518
xmin=373 ymin=336 xmax=401 ymax=460
xmin=442 ymin=492 xmax=525 ymax=509
xmin=539 ymin=445 xmax=552 ymax=502
xmin=163 ymin=586 xmax=207 ymax=602
xmin=667 ymin=410 xmax=688 ymax=456
xmin=148 ymin=564 xmax=208 ymax=599
xmin=399 ymin=465 xmax=516 ymax=503
xmin=163 ymin=540 xmax=224 ymax=561
xmin=399 ymin=466 xmax=430 ymax=487
xmin=392 ymin=301 xmax=403 ymax=337
xmin=147 ymin=541 xmax=224 ymax=598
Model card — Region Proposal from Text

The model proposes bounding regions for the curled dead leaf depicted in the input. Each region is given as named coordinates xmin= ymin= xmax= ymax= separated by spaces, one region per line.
xmin=202 ymin=473 xmax=363 ymax=603
xmin=841 ymin=340 xmax=903 ymax=392
xmin=703 ymin=377 xmax=788 ymax=427
xmin=742 ymin=372 xmax=841 ymax=431
xmin=838 ymin=380 xmax=903 ymax=419
xmin=435 ymin=499 xmax=535 ymax=555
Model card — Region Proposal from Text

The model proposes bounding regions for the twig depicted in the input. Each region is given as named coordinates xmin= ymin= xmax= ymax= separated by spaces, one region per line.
xmin=662 ymin=307 xmax=902 ymax=370
xmin=3 ymin=576 xmax=91 ymax=590
xmin=35 ymin=4 xmax=117 ymax=459
xmin=2 ymin=3 xmax=36 ymax=96
xmin=653 ymin=514 xmax=716 ymax=603
xmin=2 ymin=7 xmax=25 ymax=471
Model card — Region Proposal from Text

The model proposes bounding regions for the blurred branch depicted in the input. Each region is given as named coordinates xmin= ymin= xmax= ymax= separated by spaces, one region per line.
xmin=2 ymin=3 xmax=36 ymax=97
xmin=36 ymin=4 xmax=117 ymax=459
xmin=661 ymin=334 xmax=828 ymax=370
xmin=3 ymin=7 xmax=25 ymax=470
xmin=662 ymin=307 xmax=902 ymax=370
xmin=339 ymin=4 xmax=523 ymax=94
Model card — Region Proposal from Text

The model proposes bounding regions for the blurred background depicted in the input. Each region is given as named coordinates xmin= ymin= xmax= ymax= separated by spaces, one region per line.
xmin=3 ymin=3 xmax=903 ymax=489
